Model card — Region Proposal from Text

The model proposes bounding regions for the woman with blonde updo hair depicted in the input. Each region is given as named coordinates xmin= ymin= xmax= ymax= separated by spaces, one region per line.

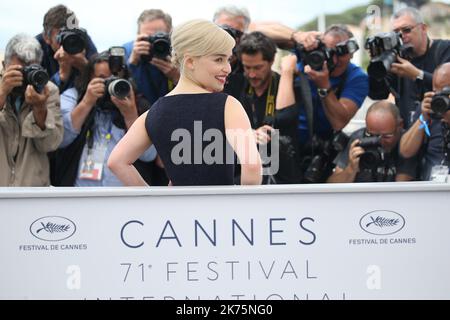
xmin=108 ymin=19 xmax=262 ymax=186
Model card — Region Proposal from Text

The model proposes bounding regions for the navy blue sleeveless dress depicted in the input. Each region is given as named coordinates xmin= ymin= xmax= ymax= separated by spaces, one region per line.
xmin=145 ymin=93 xmax=235 ymax=186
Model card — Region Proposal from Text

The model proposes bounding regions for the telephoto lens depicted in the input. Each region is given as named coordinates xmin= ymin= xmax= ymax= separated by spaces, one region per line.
xmin=105 ymin=77 xmax=131 ymax=99
xmin=57 ymin=28 xmax=87 ymax=55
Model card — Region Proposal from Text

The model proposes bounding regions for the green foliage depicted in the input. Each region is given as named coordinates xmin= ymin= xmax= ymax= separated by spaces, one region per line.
xmin=298 ymin=0 xmax=385 ymax=31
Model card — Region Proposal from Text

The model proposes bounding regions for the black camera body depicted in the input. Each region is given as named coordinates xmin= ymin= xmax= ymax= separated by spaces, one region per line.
xmin=97 ymin=76 xmax=132 ymax=111
xmin=57 ymin=27 xmax=88 ymax=55
xmin=365 ymin=31 xmax=414 ymax=80
xmin=431 ymin=87 xmax=450 ymax=118
xmin=357 ymin=136 xmax=384 ymax=170
xmin=335 ymin=38 xmax=359 ymax=56
xmin=13 ymin=64 xmax=49 ymax=95
xmin=303 ymin=132 xmax=349 ymax=183
xmin=142 ymin=32 xmax=171 ymax=62
xmin=221 ymin=25 xmax=244 ymax=42
xmin=297 ymin=41 xmax=336 ymax=72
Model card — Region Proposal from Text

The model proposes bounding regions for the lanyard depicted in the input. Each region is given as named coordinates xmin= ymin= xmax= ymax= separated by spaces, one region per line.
xmin=86 ymin=113 xmax=113 ymax=150
xmin=247 ymin=73 xmax=276 ymax=126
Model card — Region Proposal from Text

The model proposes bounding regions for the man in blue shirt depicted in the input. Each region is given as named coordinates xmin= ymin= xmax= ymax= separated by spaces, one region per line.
xmin=276 ymin=24 xmax=369 ymax=182
xmin=123 ymin=9 xmax=179 ymax=105
xmin=36 ymin=5 xmax=97 ymax=92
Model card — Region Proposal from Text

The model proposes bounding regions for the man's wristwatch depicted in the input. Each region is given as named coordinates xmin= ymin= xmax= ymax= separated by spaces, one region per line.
xmin=416 ymin=69 xmax=424 ymax=81
xmin=318 ymin=87 xmax=332 ymax=99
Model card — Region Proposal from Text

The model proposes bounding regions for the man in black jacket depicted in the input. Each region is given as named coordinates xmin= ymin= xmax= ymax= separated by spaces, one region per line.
xmin=368 ymin=7 xmax=450 ymax=129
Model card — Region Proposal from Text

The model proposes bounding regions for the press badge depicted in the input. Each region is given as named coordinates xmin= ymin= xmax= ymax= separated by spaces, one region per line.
xmin=79 ymin=135 xmax=110 ymax=181
xmin=430 ymin=165 xmax=449 ymax=183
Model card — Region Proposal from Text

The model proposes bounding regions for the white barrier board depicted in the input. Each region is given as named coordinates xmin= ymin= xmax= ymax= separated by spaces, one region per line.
xmin=0 ymin=183 xmax=449 ymax=300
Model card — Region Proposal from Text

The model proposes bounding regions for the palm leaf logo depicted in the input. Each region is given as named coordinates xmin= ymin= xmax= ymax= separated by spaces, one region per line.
xmin=366 ymin=216 xmax=399 ymax=228
xmin=36 ymin=222 xmax=70 ymax=234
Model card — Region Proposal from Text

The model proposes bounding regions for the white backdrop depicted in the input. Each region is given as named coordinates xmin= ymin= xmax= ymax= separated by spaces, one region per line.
xmin=1 ymin=183 xmax=449 ymax=300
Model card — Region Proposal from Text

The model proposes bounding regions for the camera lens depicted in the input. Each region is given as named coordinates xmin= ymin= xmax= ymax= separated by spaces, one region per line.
xmin=431 ymin=95 xmax=450 ymax=118
xmin=108 ymin=79 xmax=131 ymax=99
xmin=306 ymin=51 xmax=326 ymax=71
xmin=63 ymin=33 xmax=85 ymax=55
xmin=359 ymin=150 xmax=382 ymax=170
xmin=29 ymin=70 xmax=49 ymax=93
xmin=153 ymin=40 xmax=171 ymax=58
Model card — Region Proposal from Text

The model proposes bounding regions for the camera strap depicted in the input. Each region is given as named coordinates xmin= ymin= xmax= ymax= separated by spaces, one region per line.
xmin=244 ymin=72 xmax=278 ymax=127
xmin=168 ymin=79 xmax=174 ymax=91
xmin=294 ymin=72 xmax=314 ymax=140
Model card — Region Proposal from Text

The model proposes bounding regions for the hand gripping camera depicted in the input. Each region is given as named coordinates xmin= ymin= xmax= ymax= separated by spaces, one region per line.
xmin=97 ymin=76 xmax=132 ymax=112
xmin=57 ymin=27 xmax=88 ymax=55
xmin=365 ymin=31 xmax=414 ymax=80
xmin=297 ymin=40 xmax=336 ymax=72
xmin=431 ymin=87 xmax=450 ymax=119
xmin=13 ymin=64 xmax=49 ymax=95
xmin=357 ymin=136 xmax=384 ymax=170
xmin=141 ymin=32 xmax=171 ymax=62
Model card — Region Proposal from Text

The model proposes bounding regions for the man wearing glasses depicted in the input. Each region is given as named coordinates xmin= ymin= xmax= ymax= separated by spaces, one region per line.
xmin=327 ymin=101 xmax=417 ymax=183
xmin=368 ymin=7 xmax=450 ymax=129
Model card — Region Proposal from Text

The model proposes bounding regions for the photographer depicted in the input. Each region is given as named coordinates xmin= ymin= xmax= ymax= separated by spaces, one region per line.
xmin=0 ymin=34 xmax=63 ymax=186
xmin=51 ymin=51 xmax=156 ymax=186
xmin=36 ymin=5 xmax=97 ymax=92
xmin=328 ymin=101 xmax=416 ymax=183
xmin=400 ymin=63 xmax=450 ymax=181
xmin=213 ymin=5 xmax=250 ymax=98
xmin=277 ymin=24 xmax=369 ymax=183
xmin=234 ymin=31 xmax=298 ymax=183
xmin=368 ymin=7 xmax=450 ymax=128
xmin=124 ymin=9 xmax=179 ymax=105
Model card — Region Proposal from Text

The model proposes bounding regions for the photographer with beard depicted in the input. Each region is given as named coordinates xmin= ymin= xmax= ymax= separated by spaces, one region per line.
xmin=36 ymin=4 xmax=98 ymax=92
xmin=400 ymin=63 xmax=450 ymax=181
xmin=328 ymin=101 xmax=416 ymax=183
xmin=368 ymin=7 xmax=450 ymax=129
xmin=51 ymin=51 xmax=156 ymax=186
xmin=276 ymin=24 xmax=369 ymax=183
xmin=0 ymin=34 xmax=63 ymax=186
xmin=235 ymin=32 xmax=298 ymax=183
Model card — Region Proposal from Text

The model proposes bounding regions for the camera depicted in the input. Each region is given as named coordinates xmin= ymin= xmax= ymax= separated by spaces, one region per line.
xmin=335 ymin=38 xmax=359 ymax=56
xmin=303 ymin=132 xmax=348 ymax=183
xmin=357 ymin=136 xmax=384 ymax=170
xmin=13 ymin=64 xmax=49 ymax=95
xmin=108 ymin=46 xmax=126 ymax=75
xmin=142 ymin=32 xmax=171 ymax=62
xmin=221 ymin=25 xmax=244 ymax=42
xmin=431 ymin=87 xmax=450 ymax=118
xmin=57 ymin=27 xmax=88 ymax=55
xmin=365 ymin=31 xmax=414 ymax=80
xmin=297 ymin=40 xmax=336 ymax=72
xmin=97 ymin=76 xmax=132 ymax=111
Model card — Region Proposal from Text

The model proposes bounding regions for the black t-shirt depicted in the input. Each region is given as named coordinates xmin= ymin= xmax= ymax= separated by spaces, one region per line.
xmin=369 ymin=39 xmax=450 ymax=128
xmin=334 ymin=128 xmax=417 ymax=182
xmin=239 ymin=73 xmax=281 ymax=129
